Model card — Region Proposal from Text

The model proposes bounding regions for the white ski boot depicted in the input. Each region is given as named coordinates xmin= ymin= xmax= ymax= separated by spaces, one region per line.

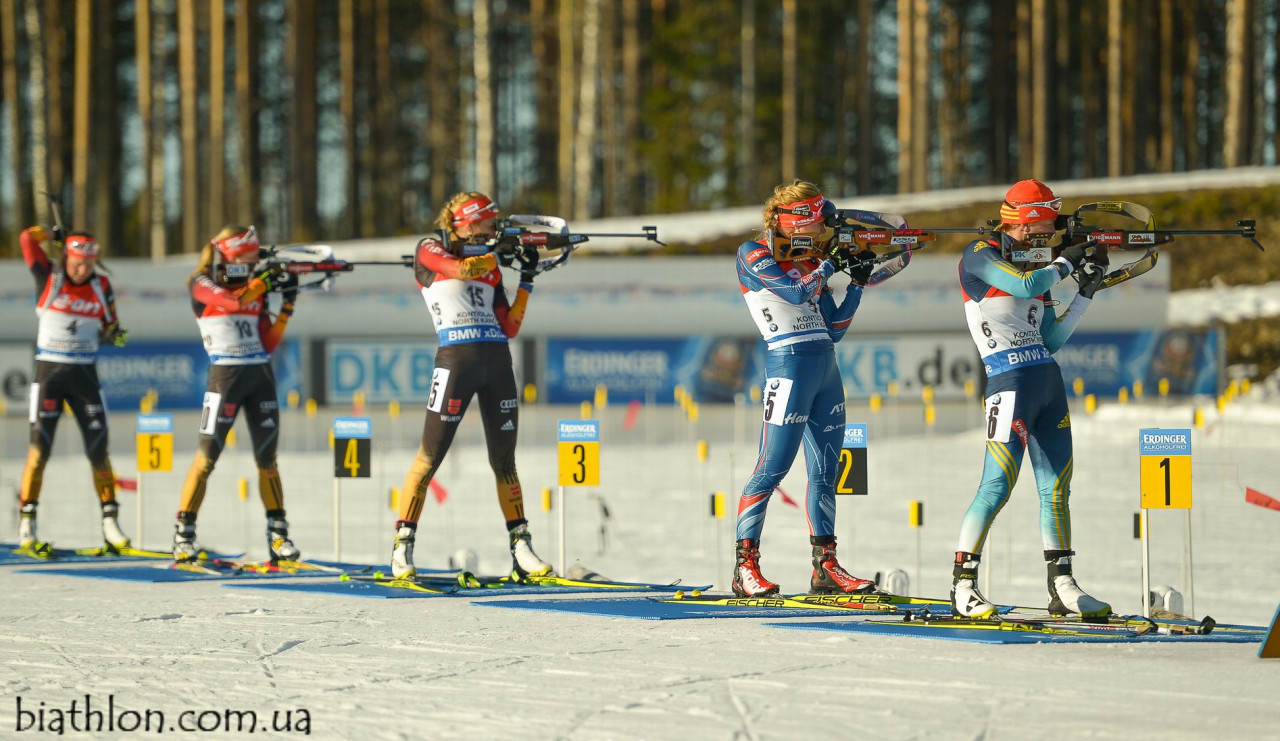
xmin=951 ymin=551 xmax=997 ymax=619
xmin=173 ymin=517 xmax=201 ymax=562
xmin=18 ymin=501 xmax=44 ymax=551
xmin=509 ymin=523 xmax=553 ymax=579
xmin=100 ymin=501 xmax=132 ymax=552
xmin=1046 ymin=550 xmax=1111 ymax=617
xmin=391 ymin=524 xmax=417 ymax=579
xmin=266 ymin=511 xmax=300 ymax=562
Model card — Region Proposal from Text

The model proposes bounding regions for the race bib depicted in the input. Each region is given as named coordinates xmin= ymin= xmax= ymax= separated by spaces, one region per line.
xmin=762 ymin=377 xmax=795 ymax=427
xmin=983 ymin=390 xmax=1016 ymax=443
xmin=427 ymin=367 xmax=451 ymax=413
xmin=199 ymin=392 xmax=223 ymax=436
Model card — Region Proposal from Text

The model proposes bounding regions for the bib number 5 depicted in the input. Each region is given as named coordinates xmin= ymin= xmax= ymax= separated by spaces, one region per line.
xmin=762 ymin=377 xmax=795 ymax=427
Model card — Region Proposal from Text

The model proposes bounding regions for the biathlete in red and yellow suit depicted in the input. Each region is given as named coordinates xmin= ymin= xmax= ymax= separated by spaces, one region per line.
xmin=17 ymin=226 xmax=130 ymax=554
xmin=390 ymin=192 xmax=553 ymax=579
xmin=172 ymin=225 xmax=300 ymax=563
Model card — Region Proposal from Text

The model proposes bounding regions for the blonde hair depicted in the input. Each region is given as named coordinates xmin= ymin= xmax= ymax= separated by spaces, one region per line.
xmin=761 ymin=180 xmax=823 ymax=233
xmin=435 ymin=191 xmax=491 ymax=241
xmin=190 ymin=224 xmax=252 ymax=286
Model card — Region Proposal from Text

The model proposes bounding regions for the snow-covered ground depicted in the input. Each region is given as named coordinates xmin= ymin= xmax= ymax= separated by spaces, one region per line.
xmin=2 ymin=396 xmax=1279 ymax=739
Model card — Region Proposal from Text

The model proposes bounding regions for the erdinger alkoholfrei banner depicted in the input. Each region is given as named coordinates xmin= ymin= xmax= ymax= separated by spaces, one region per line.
xmin=543 ymin=336 xmax=765 ymax=405
xmin=1053 ymin=328 xmax=1221 ymax=397
xmin=95 ymin=340 xmax=302 ymax=410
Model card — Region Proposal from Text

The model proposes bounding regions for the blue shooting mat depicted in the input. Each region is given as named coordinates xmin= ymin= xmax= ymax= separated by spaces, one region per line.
xmin=470 ymin=596 xmax=912 ymax=620
xmin=766 ymin=620 xmax=1265 ymax=644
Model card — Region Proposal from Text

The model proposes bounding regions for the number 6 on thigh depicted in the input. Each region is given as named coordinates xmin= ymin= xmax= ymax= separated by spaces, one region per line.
xmin=983 ymin=390 xmax=1016 ymax=443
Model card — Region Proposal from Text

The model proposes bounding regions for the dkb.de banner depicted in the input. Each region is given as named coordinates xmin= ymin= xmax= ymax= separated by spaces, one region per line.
xmin=1054 ymin=328 xmax=1221 ymax=396
xmin=96 ymin=341 xmax=302 ymax=410
xmin=543 ymin=335 xmax=982 ymax=404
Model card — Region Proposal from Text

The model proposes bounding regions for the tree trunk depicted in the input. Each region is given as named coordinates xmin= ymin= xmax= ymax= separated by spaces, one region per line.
xmin=178 ymin=0 xmax=199 ymax=249
xmin=150 ymin=0 xmax=168 ymax=258
xmin=2 ymin=0 xmax=31 ymax=234
xmin=1157 ymin=0 xmax=1174 ymax=172
xmin=989 ymin=0 xmax=1009 ymax=180
xmin=896 ymin=0 xmax=912 ymax=192
xmin=1182 ymin=0 xmax=1199 ymax=170
xmin=737 ymin=0 xmax=755 ymax=198
xmin=532 ymin=0 xmax=558 ymax=211
xmin=1054 ymin=0 xmax=1071 ymax=178
xmin=235 ymin=0 xmax=259 ymax=227
xmin=599 ymin=0 xmax=617 ymax=215
xmin=855 ymin=0 xmax=873 ymax=194
xmin=910 ymin=0 xmax=928 ymax=191
xmin=208 ymin=0 xmax=226 ymax=236
xmin=621 ymin=0 xmax=640 ymax=210
xmin=474 ymin=0 xmax=495 ymax=196
xmin=72 ymin=0 xmax=90 ymax=226
xmin=1122 ymin=0 xmax=1136 ymax=174
xmin=1030 ymin=0 xmax=1046 ymax=178
xmin=939 ymin=0 xmax=960 ymax=188
xmin=557 ymin=0 xmax=575 ymax=215
xmin=1106 ymin=0 xmax=1122 ymax=176
xmin=91 ymin=0 xmax=119 ymax=248
xmin=24 ymin=0 xmax=48 ymax=227
xmin=136 ymin=0 xmax=154 ymax=257
xmin=288 ymin=0 xmax=318 ymax=241
xmin=339 ymin=0 xmax=357 ymax=237
xmin=1015 ymin=0 xmax=1031 ymax=167
xmin=44 ymin=0 xmax=63 ymax=197
xmin=781 ymin=0 xmax=796 ymax=181
xmin=573 ymin=0 xmax=599 ymax=220
xmin=426 ymin=0 xmax=455 ymax=212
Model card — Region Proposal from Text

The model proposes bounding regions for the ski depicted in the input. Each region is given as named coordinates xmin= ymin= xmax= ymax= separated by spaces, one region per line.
xmin=870 ymin=612 xmax=1153 ymax=638
xmin=659 ymin=591 xmax=949 ymax=612
xmin=2 ymin=542 xmax=241 ymax=563
xmin=508 ymin=573 xmax=710 ymax=591
xmin=339 ymin=574 xmax=456 ymax=594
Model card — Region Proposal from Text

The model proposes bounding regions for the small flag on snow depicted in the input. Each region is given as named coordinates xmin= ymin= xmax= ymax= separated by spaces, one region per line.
xmin=775 ymin=485 xmax=799 ymax=508
xmin=1246 ymin=488 xmax=1280 ymax=512
xmin=429 ymin=479 xmax=449 ymax=504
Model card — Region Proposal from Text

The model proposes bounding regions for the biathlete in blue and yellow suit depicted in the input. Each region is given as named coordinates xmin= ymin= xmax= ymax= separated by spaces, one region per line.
xmin=732 ymin=180 xmax=910 ymax=597
xmin=949 ymin=179 xmax=1111 ymax=619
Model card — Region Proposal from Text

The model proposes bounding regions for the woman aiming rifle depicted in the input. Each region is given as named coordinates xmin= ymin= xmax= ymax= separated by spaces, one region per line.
xmin=391 ymin=192 xmax=553 ymax=580
xmin=172 ymin=225 xmax=301 ymax=563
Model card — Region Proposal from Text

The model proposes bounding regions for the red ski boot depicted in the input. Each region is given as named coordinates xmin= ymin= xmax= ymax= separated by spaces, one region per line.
xmin=732 ymin=539 xmax=781 ymax=597
xmin=810 ymin=538 xmax=876 ymax=594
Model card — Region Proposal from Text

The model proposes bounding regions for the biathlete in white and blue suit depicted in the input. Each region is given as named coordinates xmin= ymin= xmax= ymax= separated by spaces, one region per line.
xmin=949 ymin=179 xmax=1111 ymax=619
xmin=732 ymin=180 xmax=909 ymax=597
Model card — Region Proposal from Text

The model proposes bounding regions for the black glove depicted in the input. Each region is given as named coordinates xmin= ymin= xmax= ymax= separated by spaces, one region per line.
xmin=516 ymin=245 xmax=539 ymax=284
xmin=1075 ymin=262 xmax=1106 ymax=299
xmin=1057 ymin=238 xmax=1097 ymax=272
xmin=848 ymin=258 xmax=875 ymax=287
xmin=494 ymin=234 xmax=521 ymax=267
xmin=277 ymin=272 xmax=300 ymax=303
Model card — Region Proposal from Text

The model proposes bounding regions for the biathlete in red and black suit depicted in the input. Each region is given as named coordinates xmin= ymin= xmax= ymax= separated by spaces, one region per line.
xmin=172 ymin=225 xmax=301 ymax=563
xmin=17 ymin=225 xmax=130 ymax=554
xmin=390 ymin=191 xmax=553 ymax=580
